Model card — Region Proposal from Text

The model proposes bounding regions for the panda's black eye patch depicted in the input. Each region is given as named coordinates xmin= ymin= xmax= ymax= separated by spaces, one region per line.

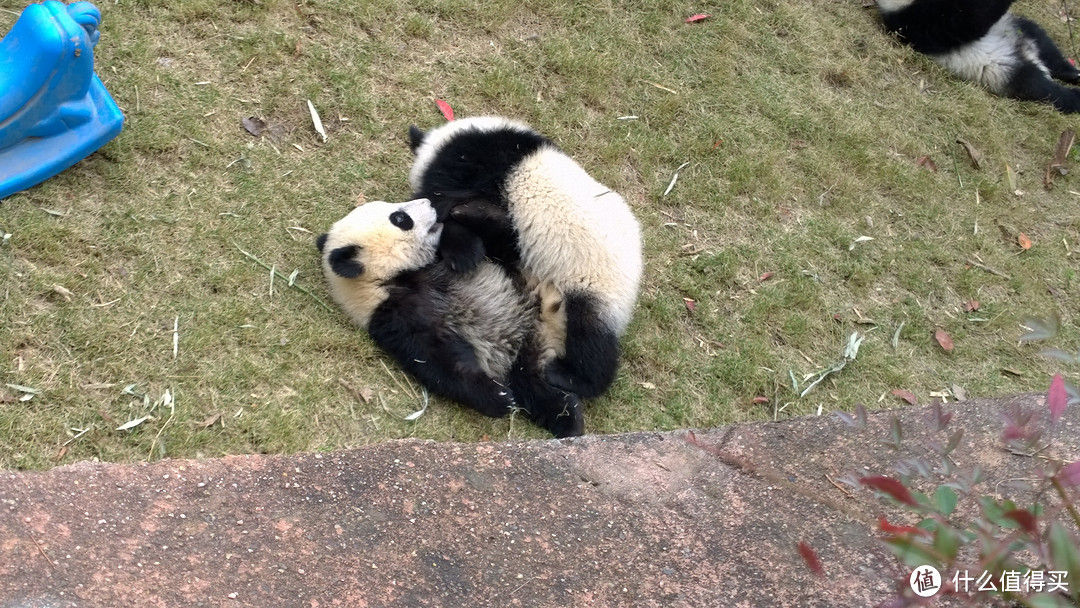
xmin=390 ymin=211 xmax=414 ymax=231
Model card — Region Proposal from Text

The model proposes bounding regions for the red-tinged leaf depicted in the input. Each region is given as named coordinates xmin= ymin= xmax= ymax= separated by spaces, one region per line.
xmin=1002 ymin=424 xmax=1028 ymax=442
xmin=1072 ymin=58 xmax=1078 ymax=67
xmin=964 ymin=300 xmax=980 ymax=312
xmin=1058 ymin=460 xmax=1080 ymax=487
xmin=758 ymin=271 xmax=774 ymax=282
xmin=434 ymin=99 xmax=454 ymax=121
xmin=934 ymin=329 xmax=954 ymax=353
xmin=892 ymin=389 xmax=918 ymax=405
xmin=683 ymin=297 xmax=696 ymax=313
xmin=751 ymin=396 xmax=769 ymax=404
xmin=1048 ymin=373 xmax=1068 ymax=423
xmin=1003 ymin=508 xmax=1039 ymax=536
xmin=685 ymin=13 xmax=710 ymax=23
xmin=877 ymin=515 xmax=930 ymax=537
xmin=797 ymin=541 xmax=824 ymax=576
xmin=916 ymin=155 xmax=938 ymax=172
xmin=861 ymin=475 xmax=918 ymax=506
xmin=1018 ymin=233 xmax=1032 ymax=250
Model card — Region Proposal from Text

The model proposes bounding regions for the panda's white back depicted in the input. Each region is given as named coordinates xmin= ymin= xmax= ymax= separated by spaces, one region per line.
xmin=505 ymin=147 xmax=642 ymax=334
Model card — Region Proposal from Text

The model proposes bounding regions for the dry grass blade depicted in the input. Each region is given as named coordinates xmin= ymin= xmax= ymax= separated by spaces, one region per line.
xmin=234 ymin=243 xmax=333 ymax=311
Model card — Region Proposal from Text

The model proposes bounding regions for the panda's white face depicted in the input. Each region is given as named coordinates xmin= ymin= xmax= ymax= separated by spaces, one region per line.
xmin=317 ymin=198 xmax=442 ymax=327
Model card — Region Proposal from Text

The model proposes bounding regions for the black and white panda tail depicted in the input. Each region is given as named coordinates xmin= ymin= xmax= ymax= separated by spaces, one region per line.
xmin=1007 ymin=61 xmax=1080 ymax=114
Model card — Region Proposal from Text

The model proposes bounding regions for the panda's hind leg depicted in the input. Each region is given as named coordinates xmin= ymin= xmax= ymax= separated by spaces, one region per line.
xmin=543 ymin=292 xmax=620 ymax=400
xmin=1017 ymin=17 xmax=1080 ymax=84
xmin=508 ymin=342 xmax=584 ymax=438
xmin=1005 ymin=58 xmax=1080 ymax=113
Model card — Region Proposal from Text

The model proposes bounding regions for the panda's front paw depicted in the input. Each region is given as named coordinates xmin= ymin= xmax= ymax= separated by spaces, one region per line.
xmin=438 ymin=224 xmax=486 ymax=274
xmin=535 ymin=391 xmax=584 ymax=438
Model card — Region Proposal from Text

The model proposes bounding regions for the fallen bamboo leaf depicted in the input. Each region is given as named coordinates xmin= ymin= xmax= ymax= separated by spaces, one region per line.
xmin=934 ymin=328 xmax=954 ymax=353
xmin=849 ymin=235 xmax=873 ymax=251
xmin=956 ymin=138 xmax=983 ymax=170
xmin=5 ymin=383 xmax=40 ymax=394
xmin=435 ymin=99 xmax=454 ymax=121
xmin=752 ymin=396 xmax=769 ymax=404
xmin=639 ymin=382 xmax=657 ymax=390
xmin=116 ymin=416 xmax=150 ymax=431
xmin=307 ymin=100 xmax=327 ymax=143
xmin=758 ymin=272 xmax=774 ymax=282
xmin=685 ymin=13 xmax=710 ymax=23
xmin=1018 ymin=233 xmax=1032 ymax=250
xmin=663 ymin=162 xmax=690 ymax=197
xmin=53 ymin=284 xmax=73 ymax=301
xmin=891 ymin=389 xmax=918 ymax=405
xmin=1006 ymin=163 xmax=1022 ymax=195
xmin=404 ymin=388 xmax=430 ymax=421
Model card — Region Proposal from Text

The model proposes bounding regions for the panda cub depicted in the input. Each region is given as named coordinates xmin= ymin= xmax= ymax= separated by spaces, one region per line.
xmin=408 ymin=116 xmax=643 ymax=401
xmin=316 ymin=198 xmax=585 ymax=437
xmin=877 ymin=0 xmax=1080 ymax=113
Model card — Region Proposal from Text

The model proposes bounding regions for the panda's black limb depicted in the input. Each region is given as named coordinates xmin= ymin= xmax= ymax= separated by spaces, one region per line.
xmin=1006 ymin=60 xmax=1080 ymax=114
xmin=436 ymin=221 xmax=487 ymax=274
xmin=1016 ymin=18 xmax=1080 ymax=85
xmin=368 ymin=287 xmax=516 ymax=419
xmin=544 ymin=293 xmax=621 ymax=401
xmin=508 ymin=345 xmax=585 ymax=438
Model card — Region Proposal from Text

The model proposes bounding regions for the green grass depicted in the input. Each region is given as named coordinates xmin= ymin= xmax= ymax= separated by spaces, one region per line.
xmin=2 ymin=0 xmax=1079 ymax=468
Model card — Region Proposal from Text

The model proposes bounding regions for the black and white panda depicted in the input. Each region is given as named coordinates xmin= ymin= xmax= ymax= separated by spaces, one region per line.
xmin=876 ymin=0 xmax=1080 ymax=113
xmin=316 ymin=198 xmax=584 ymax=437
xmin=407 ymin=116 xmax=643 ymax=400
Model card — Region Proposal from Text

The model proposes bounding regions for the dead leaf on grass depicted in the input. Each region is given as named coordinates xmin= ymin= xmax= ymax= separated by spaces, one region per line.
xmin=685 ymin=13 xmax=710 ymax=23
xmin=1018 ymin=233 xmax=1032 ymax=250
xmin=683 ymin=297 xmax=696 ymax=313
xmin=435 ymin=99 xmax=454 ymax=121
xmin=195 ymin=413 xmax=223 ymax=428
xmin=956 ymin=138 xmax=983 ymax=170
xmin=915 ymin=155 xmax=937 ymax=172
xmin=951 ymin=384 xmax=967 ymax=402
xmin=1045 ymin=129 xmax=1075 ymax=189
xmin=52 ymin=284 xmax=73 ymax=301
xmin=891 ymin=389 xmax=918 ymax=405
xmin=964 ymin=300 xmax=980 ymax=312
xmin=934 ymin=328 xmax=954 ymax=353
xmin=241 ymin=116 xmax=266 ymax=137
xmin=307 ymin=100 xmax=327 ymax=142
xmin=759 ymin=272 xmax=774 ymax=282
xmin=1006 ymin=163 xmax=1023 ymax=195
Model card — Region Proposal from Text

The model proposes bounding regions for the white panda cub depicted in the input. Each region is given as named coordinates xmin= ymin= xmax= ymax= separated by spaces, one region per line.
xmin=408 ymin=116 xmax=643 ymax=401
xmin=877 ymin=0 xmax=1080 ymax=112
xmin=316 ymin=198 xmax=585 ymax=437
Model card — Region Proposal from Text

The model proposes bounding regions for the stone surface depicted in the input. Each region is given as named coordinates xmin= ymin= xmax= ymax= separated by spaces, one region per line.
xmin=1 ymin=393 xmax=1076 ymax=607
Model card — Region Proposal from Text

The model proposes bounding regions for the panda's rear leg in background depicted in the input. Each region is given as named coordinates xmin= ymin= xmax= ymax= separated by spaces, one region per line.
xmin=1005 ymin=59 xmax=1080 ymax=113
xmin=1016 ymin=17 xmax=1080 ymax=84
xmin=544 ymin=292 xmax=621 ymax=400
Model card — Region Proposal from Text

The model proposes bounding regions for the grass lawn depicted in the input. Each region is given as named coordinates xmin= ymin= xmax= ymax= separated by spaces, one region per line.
xmin=1 ymin=0 xmax=1078 ymax=469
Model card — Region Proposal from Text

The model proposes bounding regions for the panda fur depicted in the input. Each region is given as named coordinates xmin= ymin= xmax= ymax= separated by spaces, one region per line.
xmin=408 ymin=116 xmax=643 ymax=400
xmin=316 ymin=198 xmax=585 ymax=437
xmin=876 ymin=0 xmax=1080 ymax=113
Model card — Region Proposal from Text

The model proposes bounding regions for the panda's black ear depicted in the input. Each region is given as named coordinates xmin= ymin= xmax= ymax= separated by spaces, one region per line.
xmin=328 ymin=245 xmax=364 ymax=278
xmin=315 ymin=233 xmax=328 ymax=253
xmin=408 ymin=125 xmax=426 ymax=154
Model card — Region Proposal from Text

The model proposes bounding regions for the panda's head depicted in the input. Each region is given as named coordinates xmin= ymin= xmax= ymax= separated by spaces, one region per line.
xmin=316 ymin=198 xmax=442 ymax=326
xmin=407 ymin=116 xmax=536 ymax=191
